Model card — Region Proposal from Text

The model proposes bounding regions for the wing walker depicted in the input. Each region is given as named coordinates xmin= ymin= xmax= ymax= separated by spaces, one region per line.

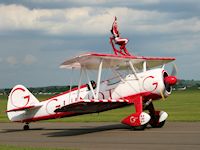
xmin=6 ymin=17 xmax=177 ymax=130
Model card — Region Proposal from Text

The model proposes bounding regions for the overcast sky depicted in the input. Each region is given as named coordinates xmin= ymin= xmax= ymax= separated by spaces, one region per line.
xmin=0 ymin=0 xmax=200 ymax=88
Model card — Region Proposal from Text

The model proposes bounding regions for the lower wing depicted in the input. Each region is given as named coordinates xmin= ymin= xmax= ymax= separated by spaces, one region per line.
xmin=55 ymin=99 xmax=129 ymax=114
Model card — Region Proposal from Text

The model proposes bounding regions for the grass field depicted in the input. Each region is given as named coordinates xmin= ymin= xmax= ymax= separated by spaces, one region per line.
xmin=0 ymin=90 xmax=200 ymax=122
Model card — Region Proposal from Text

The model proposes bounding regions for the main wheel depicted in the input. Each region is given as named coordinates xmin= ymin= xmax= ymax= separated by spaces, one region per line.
xmin=150 ymin=120 xmax=166 ymax=128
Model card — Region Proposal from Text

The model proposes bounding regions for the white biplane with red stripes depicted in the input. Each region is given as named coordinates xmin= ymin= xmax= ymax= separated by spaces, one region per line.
xmin=6 ymin=19 xmax=177 ymax=130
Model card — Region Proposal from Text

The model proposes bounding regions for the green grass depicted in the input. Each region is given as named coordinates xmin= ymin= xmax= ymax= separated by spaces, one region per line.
xmin=0 ymin=95 xmax=8 ymax=122
xmin=154 ymin=89 xmax=200 ymax=121
xmin=1 ymin=90 xmax=200 ymax=122
xmin=0 ymin=145 xmax=75 ymax=150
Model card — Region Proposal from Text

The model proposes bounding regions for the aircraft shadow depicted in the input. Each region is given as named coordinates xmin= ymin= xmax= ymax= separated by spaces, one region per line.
xmin=44 ymin=123 xmax=131 ymax=137
xmin=1 ymin=124 xmax=152 ymax=136
xmin=0 ymin=128 xmax=45 ymax=133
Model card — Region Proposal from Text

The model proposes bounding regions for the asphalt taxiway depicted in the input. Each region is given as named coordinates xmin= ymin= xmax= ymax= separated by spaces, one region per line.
xmin=0 ymin=122 xmax=200 ymax=150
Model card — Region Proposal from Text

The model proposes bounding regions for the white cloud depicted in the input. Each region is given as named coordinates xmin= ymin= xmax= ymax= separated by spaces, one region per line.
xmin=5 ymin=55 xmax=37 ymax=66
xmin=30 ymin=0 xmax=160 ymax=5
xmin=0 ymin=4 xmax=200 ymax=36
xmin=6 ymin=56 xmax=18 ymax=65
xmin=23 ymin=54 xmax=37 ymax=65
xmin=136 ymin=17 xmax=200 ymax=34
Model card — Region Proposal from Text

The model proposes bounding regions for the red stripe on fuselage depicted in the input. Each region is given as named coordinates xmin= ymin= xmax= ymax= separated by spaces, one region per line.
xmin=14 ymin=91 xmax=162 ymax=123
xmin=45 ymin=84 xmax=87 ymax=101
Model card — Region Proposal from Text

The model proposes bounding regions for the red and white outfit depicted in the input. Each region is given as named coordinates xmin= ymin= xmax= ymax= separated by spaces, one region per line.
xmin=111 ymin=17 xmax=128 ymax=46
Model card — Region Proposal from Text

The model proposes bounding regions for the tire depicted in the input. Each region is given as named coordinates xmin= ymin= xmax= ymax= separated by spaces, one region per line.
xmin=23 ymin=125 xmax=29 ymax=130
xmin=150 ymin=120 xmax=166 ymax=128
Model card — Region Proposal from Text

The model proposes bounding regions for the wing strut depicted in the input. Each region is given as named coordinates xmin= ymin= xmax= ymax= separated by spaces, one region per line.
xmin=84 ymin=68 xmax=96 ymax=98
xmin=77 ymin=67 xmax=83 ymax=101
xmin=69 ymin=67 xmax=74 ymax=102
xmin=143 ymin=61 xmax=147 ymax=72
xmin=128 ymin=60 xmax=139 ymax=80
xmin=111 ymin=68 xmax=125 ymax=83
xmin=95 ymin=59 xmax=103 ymax=99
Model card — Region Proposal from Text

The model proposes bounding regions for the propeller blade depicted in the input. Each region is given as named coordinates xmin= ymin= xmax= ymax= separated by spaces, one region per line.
xmin=171 ymin=63 xmax=178 ymax=76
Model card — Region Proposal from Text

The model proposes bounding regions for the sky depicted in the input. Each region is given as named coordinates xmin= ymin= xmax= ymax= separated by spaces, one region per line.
xmin=0 ymin=0 xmax=200 ymax=88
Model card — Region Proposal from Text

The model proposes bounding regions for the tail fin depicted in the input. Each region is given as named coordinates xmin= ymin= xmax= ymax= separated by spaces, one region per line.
xmin=7 ymin=85 xmax=40 ymax=121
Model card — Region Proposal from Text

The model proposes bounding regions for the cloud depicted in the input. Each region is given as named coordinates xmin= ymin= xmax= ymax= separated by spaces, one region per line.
xmin=6 ymin=56 xmax=18 ymax=65
xmin=2 ymin=0 xmax=161 ymax=8
xmin=5 ymin=55 xmax=37 ymax=66
xmin=1 ymin=4 xmax=199 ymax=37
xmin=137 ymin=17 xmax=200 ymax=34
xmin=0 ymin=1 xmax=199 ymax=89
xmin=23 ymin=54 xmax=37 ymax=65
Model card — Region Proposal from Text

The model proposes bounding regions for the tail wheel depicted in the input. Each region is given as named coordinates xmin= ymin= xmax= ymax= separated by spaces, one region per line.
xmin=23 ymin=123 xmax=30 ymax=130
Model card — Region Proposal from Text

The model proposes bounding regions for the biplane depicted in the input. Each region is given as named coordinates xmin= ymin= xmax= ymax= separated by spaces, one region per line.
xmin=6 ymin=18 xmax=177 ymax=130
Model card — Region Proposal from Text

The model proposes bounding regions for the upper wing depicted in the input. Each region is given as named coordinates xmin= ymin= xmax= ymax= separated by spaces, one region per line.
xmin=60 ymin=53 xmax=175 ymax=70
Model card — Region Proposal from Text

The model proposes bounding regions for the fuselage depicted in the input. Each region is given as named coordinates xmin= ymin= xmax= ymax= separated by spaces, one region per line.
xmin=8 ymin=68 xmax=171 ymax=123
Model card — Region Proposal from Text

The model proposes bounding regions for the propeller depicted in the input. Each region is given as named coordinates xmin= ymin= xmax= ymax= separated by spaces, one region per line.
xmin=160 ymin=63 xmax=178 ymax=100
xmin=171 ymin=63 xmax=178 ymax=76
xmin=164 ymin=63 xmax=178 ymax=86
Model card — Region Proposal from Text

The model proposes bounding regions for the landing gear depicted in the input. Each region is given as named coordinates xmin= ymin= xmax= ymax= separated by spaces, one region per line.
xmin=23 ymin=123 xmax=30 ymax=130
xmin=145 ymin=101 xmax=168 ymax=128
xmin=150 ymin=120 xmax=166 ymax=128
xmin=122 ymin=97 xmax=168 ymax=130
xmin=121 ymin=96 xmax=151 ymax=131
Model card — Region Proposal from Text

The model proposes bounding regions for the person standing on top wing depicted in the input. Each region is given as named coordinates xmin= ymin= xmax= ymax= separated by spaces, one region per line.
xmin=110 ymin=16 xmax=130 ymax=55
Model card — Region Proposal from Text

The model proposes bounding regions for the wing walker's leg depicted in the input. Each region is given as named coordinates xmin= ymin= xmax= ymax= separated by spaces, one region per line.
xmin=110 ymin=37 xmax=131 ymax=56
xmin=121 ymin=96 xmax=151 ymax=130
xmin=110 ymin=37 xmax=118 ymax=55
xmin=120 ymin=44 xmax=131 ymax=56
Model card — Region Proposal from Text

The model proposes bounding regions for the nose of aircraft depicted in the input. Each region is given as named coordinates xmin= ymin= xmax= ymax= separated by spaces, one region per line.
xmin=164 ymin=76 xmax=177 ymax=86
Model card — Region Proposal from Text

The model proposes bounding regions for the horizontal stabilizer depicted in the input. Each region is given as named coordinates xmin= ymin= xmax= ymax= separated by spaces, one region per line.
xmin=6 ymin=104 xmax=42 ymax=112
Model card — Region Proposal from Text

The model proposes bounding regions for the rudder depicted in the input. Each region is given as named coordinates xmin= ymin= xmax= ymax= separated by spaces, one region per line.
xmin=7 ymin=85 xmax=40 ymax=121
